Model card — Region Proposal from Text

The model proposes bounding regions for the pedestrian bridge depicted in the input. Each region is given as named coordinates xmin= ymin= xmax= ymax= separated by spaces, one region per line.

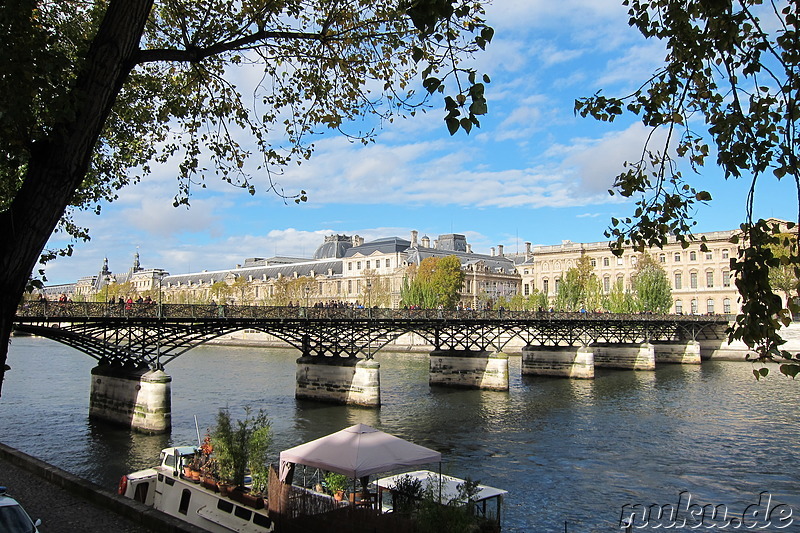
xmin=14 ymin=301 xmax=732 ymax=433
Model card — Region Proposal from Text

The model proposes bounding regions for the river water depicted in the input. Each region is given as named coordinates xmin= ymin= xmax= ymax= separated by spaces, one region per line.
xmin=1 ymin=336 xmax=798 ymax=532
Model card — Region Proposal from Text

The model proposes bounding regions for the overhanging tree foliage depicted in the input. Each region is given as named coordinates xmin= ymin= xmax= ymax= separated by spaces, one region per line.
xmin=766 ymin=231 xmax=800 ymax=306
xmin=0 ymin=0 xmax=493 ymax=395
xmin=576 ymin=0 xmax=800 ymax=378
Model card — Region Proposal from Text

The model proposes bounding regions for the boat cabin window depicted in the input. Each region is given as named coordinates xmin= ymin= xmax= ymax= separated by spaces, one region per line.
xmin=217 ymin=500 xmax=234 ymax=513
xmin=253 ymin=513 xmax=273 ymax=529
xmin=134 ymin=483 xmax=149 ymax=503
xmin=162 ymin=451 xmax=178 ymax=470
xmin=178 ymin=489 xmax=191 ymax=515
xmin=234 ymin=506 xmax=252 ymax=521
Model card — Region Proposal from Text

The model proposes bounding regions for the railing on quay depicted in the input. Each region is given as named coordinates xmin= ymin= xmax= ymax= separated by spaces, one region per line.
xmin=15 ymin=301 xmax=733 ymax=323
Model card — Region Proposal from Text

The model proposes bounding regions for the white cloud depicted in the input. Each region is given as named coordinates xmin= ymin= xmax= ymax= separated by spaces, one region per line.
xmin=553 ymin=122 xmax=672 ymax=195
xmin=595 ymin=41 xmax=667 ymax=89
xmin=485 ymin=0 xmax=625 ymax=32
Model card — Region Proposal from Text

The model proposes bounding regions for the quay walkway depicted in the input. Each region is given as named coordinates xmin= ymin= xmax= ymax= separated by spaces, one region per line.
xmin=0 ymin=441 xmax=205 ymax=532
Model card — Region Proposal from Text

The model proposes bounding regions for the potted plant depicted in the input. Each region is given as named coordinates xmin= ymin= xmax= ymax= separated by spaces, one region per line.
xmin=196 ymin=434 xmax=217 ymax=489
xmin=210 ymin=406 xmax=271 ymax=506
xmin=325 ymin=471 xmax=348 ymax=501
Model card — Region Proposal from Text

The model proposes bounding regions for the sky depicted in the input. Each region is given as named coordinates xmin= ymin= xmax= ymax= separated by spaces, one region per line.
xmin=43 ymin=0 xmax=799 ymax=284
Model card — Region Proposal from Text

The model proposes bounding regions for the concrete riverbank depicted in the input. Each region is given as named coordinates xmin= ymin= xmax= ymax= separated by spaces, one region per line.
xmin=0 ymin=441 xmax=206 ymax=533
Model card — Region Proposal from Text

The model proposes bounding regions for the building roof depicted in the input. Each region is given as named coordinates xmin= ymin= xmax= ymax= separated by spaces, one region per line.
xmin=406 ymin=247 xmax=518 ymax=275
xmin=313 ymin=234 xmax=355 ymax=260
xmin=344 ymin=237 xmax=411 ymax=257
xmin=163 ymin=259 xmax=343 ymax=286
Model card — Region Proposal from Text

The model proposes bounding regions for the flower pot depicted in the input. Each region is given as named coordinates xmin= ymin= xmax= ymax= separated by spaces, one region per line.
xmin=229 ymin=487 xmax=246 ymax=504
xmin=241 ymin=491 xmax=265 ymax=509
xmin=219 ymin=482 xmax=233 ymax=497
xmin=334 ymin=490 xmax=345 ymax=502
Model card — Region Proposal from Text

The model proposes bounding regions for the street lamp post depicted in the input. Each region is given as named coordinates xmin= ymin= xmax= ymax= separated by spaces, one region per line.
xmin=103 ymin=275 xmax=110 ymax=316
xmin=157 ymin=271 xmax=165 ymax=319
xmin=155 ymin=272 xmax=166 ymax=370
xmin=366 ymin=279 xmax=373 ymax=359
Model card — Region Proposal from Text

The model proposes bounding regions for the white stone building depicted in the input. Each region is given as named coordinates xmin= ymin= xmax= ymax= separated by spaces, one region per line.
xmin=512 ymin=228 xmax=741 ymax=314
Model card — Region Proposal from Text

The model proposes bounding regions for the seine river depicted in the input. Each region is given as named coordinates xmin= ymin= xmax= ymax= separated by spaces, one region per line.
xmin=1 ymin=336 xmax=799 ymax=532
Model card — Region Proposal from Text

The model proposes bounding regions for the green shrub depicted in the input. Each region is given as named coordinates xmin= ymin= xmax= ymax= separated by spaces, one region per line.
xmin=210 ymin=406 xmax=271 ymax=491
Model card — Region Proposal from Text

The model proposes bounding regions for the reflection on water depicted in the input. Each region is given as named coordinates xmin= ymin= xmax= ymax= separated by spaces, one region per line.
xmin=2 ymin=337 xmax=799 ymax=532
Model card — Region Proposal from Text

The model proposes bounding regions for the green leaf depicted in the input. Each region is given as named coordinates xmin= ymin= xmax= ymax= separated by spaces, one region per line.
xmin=422 ymin=77 xmax=441 ymax=94
xmin=695 ymin=191 xmax=712 ymax=202
xmin=445 ymin=117 xmax=460 ymax=135
xmin=779 ymin=363 xmax=800 ymax=378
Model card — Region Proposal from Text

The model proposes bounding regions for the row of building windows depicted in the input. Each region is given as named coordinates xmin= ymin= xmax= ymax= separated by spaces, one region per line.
xmin=525 ymin=269 xmax=733 ymax=295
xmin=659 ymin=249 xmax=730 ymax=263
xmin=673 ymin=271 xmax=732 ymax=290
xmin=520 ymin=281 xmax=733 ymax=314
xmin=675 ymin=298 xmax=732 ymax=314
xmin=530 ymin=248 xmax=732 ymax=274
xmin=347 ymin=259 xmax=391 ymax=271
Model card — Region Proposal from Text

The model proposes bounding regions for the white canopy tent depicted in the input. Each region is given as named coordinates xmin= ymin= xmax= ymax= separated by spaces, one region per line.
xmin=278 ymin=424 xmax=441 ymax=482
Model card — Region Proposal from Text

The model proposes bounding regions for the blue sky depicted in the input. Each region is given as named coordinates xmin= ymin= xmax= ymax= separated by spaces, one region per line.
xmin=44 ymin=0 xmax=798 ymax=284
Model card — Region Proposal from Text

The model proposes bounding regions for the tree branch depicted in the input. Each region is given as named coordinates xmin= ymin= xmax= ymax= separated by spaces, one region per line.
xmin=134 ymin=29 xmax=327 ymax=64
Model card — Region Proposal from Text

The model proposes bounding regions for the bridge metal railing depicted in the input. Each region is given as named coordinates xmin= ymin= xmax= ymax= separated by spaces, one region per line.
xmin=14 ymin=301 xmax=733 ymax=323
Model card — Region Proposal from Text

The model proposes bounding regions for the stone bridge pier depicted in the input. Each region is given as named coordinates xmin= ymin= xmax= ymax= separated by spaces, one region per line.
xmin=652 ymin=340 xmax=701 ymax=364
xmin=522 ymin=340 xmax=701 ymax=378
xmin=428 ymin=350 xmax=509 ymax=390
xmin=521 ymin=345 xmax=594 ymax=379
xmin=593 ymin=342 xmax=656 ymax=370
xmin=295 ymin=356 xmax=381 ymax=406
xmin=89 ymin=365 xmax=172 ymax=434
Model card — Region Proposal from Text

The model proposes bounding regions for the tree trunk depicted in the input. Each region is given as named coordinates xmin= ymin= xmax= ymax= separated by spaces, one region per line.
xmin=0 ymin=0 xmax=154 ymax=396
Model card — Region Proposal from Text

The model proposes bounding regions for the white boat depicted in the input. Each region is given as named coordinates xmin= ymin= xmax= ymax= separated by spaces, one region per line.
xmin=119 ymin=446 xmax=274 ymax=532
xmin=375 ymin=470 xmax=507 ymax=527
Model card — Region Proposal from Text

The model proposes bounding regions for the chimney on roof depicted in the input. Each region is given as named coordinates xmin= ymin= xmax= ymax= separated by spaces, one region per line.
xmin=466 ymin=244 xmax=472 ymax=253
xmin=497 ymin=244 xmax=504 ymax=257
xmin=525 ymin=242 xmax=532 ymax=255
xmin=422 ymin=235 xmax=430 ymax=248
xmin=411 ymin=230 xmax=418 ymax=247
xmin=490 ymin=247 xmax=495 ymax=256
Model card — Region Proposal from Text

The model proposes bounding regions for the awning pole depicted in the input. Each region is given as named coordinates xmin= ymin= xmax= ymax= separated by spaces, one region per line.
xmin=438 ymin=462 xmax=442 ymax=503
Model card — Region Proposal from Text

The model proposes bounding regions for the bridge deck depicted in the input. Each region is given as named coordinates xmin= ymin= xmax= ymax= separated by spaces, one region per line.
xmin=15 ymin=302 xmax=731 ymax=368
